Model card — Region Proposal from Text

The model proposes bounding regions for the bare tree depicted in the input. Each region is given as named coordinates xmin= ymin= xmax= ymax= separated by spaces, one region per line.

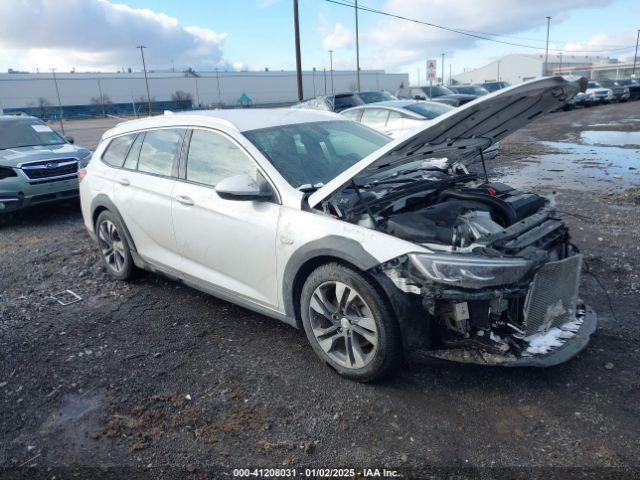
xmin=90 ymin=94 xmax=112 ymax=117
xmin=171 ymin=90 xmax=193 ymax=110
xmin=36 ymin=97 xmax=52 ymax=119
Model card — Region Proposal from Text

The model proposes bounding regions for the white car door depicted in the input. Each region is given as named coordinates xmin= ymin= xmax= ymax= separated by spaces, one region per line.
xmin=112 ymin=128 xmax=183 ymax=270
xmin=171 ymin=128 xmax=280 ymax=308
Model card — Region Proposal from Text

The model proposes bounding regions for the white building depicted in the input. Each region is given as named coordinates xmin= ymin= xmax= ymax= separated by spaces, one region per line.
xmin=0 ymin=69 xmax=408 ymax=114
xmin=453 ymin=53 xmax=617 ymax=85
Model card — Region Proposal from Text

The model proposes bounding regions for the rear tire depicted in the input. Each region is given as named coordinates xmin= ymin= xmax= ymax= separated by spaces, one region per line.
xmin=95 ymin=210 xmax=136 ymax=281
xmin=300 ymin=262 xmax=401 ymax=382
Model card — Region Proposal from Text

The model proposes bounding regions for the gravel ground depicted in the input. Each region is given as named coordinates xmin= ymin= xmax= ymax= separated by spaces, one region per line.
xmin=1 ymin=104 xmax=639 ymax=479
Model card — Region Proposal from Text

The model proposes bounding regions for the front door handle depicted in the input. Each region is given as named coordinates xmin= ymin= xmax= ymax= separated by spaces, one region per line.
xmin=118 ymin=178 xmax=130 ymax=186
xmin=175 ymin=194 xmax=195 ymax=206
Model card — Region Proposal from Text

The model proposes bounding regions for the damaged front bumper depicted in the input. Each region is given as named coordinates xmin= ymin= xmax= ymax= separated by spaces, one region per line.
xmin=414 ymin=306 xmax=596 ymax=367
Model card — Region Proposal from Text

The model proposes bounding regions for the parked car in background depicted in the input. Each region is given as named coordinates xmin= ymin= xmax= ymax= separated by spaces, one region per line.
xmin=482 ymin=81 xmax=510 ymax=92
xmin=598 ymin=80 xmax=630 ymax=102
xmin=292 ymin=91 xmax=398 ymax=113
xmin=80 ymin=76 xmax=594 ymax=382
xmin=586 ymin=81 xmax=614 ymax=104
xmin=341 ymin=100 xmax=499 ymax=159
xmin=564 ymin=91 xmax=593 ymax=110
xmin=0 ymin=115 xmax=91 ymax=215
xmin=449 ymin=85 xmax=490 ymax=96
xmin=341 ymin=100 xmax=454 ymax=138
xmin=395 ymin=85 xmax=477 ymax=106
xmin=615 ymin=78 xmax=640 ymax=100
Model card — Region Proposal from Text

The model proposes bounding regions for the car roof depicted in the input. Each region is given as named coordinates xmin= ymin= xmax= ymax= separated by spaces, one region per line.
xmin=344 ymin=100 xmax=437 ymax=109
xmin=104 ymin=108 xmax=345 ymax=139
xmin=0 ymin=115 xmax=40 ymax=123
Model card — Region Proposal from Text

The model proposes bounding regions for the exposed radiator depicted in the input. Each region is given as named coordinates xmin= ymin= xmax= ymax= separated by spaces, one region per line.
xmin=522 ymin=254 xmax=582 ymax=336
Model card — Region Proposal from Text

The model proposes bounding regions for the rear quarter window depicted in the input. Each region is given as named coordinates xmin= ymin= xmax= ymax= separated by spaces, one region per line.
xmin=102 ymin=134 xmax=136 ymax=167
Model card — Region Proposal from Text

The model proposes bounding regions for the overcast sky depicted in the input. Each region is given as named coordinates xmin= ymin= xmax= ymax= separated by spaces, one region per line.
xmin=0 ymin=0 xmax=638 ymax=83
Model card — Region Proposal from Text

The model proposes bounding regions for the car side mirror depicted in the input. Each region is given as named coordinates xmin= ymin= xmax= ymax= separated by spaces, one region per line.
xmin=215 ymin=174 xmax=273 ymax=201
xmin=65 ymin=135 xmax=75 ymax=144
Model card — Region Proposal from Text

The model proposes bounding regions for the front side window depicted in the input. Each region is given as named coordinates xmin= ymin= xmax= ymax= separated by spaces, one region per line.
xmin=341 ymin=109 xmax=362 ymax=121
xmin=0 ymin=119 xmax=66 ymax=150
xmin=186 ymin=129 xmax=256 ymax=187
xmin=244 ymin=120 xmax=389 ymax=188
xmin=102 ymin=134 xmax=136 ymax=167
xmin=137 ymin=128 xmax=183 ymax=177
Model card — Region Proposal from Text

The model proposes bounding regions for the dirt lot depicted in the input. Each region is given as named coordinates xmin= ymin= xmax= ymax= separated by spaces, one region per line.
xmin=1 ymin=104 xmax=639 ymax=479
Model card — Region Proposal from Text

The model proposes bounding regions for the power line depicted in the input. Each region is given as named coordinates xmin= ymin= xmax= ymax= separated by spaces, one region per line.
xmin=322 ymin=0 xmax=637 ymax=54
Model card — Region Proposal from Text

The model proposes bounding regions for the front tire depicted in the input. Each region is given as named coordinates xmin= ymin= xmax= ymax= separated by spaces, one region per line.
xmin=95 ymin=210 xmax=136 ymax=281
xmin=300 ymin=263 xmax=401 ymax=382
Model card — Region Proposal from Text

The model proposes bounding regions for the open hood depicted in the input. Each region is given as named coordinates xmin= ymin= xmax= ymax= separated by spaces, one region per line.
xmin=308 ymin=76 xmax=586 ymax=208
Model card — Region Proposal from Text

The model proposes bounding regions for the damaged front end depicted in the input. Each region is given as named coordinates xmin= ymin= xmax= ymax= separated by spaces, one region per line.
xmin=324 ymin=171 xmax=596 ymax=366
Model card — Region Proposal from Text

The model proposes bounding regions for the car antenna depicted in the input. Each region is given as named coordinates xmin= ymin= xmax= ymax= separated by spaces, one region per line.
xmin=351 ymin=180 xmax=377 ymax=227
xmin=479 ymin=148 xmax=489 ymax=183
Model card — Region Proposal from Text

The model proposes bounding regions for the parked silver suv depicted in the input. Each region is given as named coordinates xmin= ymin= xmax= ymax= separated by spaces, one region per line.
xmin=80 ymin=77 xmax=595 ymax=382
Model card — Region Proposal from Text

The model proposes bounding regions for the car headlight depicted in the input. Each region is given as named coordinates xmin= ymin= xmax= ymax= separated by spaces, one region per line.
xmin=408 ymin=253 xmax=532 ymax=289
xmin=0 ymin=166 xmax=18 ymax=180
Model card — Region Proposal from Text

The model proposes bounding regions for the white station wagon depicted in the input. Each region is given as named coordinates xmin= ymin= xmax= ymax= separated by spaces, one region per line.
xmin=80 ymin=76 xmax=596 ymax=382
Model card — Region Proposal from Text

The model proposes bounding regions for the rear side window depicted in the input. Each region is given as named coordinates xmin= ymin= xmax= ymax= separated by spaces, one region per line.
xmin=341 ymin=109 xmax=362 ymax=121
xmin=137 ymin=129 xmax=183 ymax=177
xmin=361 ymin=108 xmax=389 ymax=129
xmin=102 ymin=134 xmax=136 ymax=167
xmin=186 ymin=129 xmax=256 ymax=187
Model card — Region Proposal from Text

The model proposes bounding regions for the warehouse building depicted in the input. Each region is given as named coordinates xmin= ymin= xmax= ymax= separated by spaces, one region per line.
xmin=0 ymin=69 xmax=408 ymax=118
xmin=453 ymin=53 xmax=619 ymax=85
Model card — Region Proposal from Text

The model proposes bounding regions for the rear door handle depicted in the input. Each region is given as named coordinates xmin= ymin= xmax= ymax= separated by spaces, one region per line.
xmin=175 ymin=194 xmax=195 ymax=206
xmin=118 ymin=178 xmax=130 ymax=186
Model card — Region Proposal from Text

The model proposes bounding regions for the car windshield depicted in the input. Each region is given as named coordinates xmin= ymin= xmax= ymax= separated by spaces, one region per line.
xmin=452 ymin=86 xmax=489 ymax=96
xmin=244 ymin=120 xmax=390 ymax=188
xmin=422 ymin=85 xmax=454 ymax=97
xmin=0 ymin=119 xmax=66 ymax=150
xmin=332 ymin=95 xmax=365 ymax=112
xmin=588 ymin=82 xmax=602 ymax=88
xmin=358 ymin=91 xmax=397 ymax=103
xmin=404 ymin=102 xmax=454 ymax=119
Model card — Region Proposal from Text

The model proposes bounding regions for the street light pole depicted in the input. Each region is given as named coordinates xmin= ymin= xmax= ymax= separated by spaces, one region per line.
xmin=633 ymin=29 xmax=640 ymax=76
xmin=354 ymin=0 xmax=361 ymax=91
xmin=215 ymin=68 xmax=222 ymax=106
xmin=51 ymin=69 xmax=65 ymax=135
xmin=543 ymin=16 xmax=551 ymax=76
xmin=293 ymin=0 xmax=303 ymax=101
xmin=497 ymin=60 xmax=500 ymax=81
xmin=97 ymin=79 xmax=106 ymax=117
xmin=137 ymin=45 xmax=152 ymax=115
xmin=329 ymin=50 xmax=334 ymax=94
xmin=441 ymin=53 xmax=445 ymax=85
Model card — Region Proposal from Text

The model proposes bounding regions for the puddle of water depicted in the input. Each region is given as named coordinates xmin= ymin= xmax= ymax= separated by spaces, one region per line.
xmin=580 ymin=130 xmax=640 ymax=147
xmin=497 ymin=141 xmax=640 ymax=191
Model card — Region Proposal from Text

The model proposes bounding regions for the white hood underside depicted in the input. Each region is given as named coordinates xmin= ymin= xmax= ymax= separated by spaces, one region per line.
xmin=308 ymin=76 xmax=586 ymax=208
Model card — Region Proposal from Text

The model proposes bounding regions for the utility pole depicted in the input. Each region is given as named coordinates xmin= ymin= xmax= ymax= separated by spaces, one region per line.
xmin=633 ymin=29 xmax=640 ymax=76
xmin=441 ymin=53 xmax=445 ymax=85
xmin=416 ymin=68 xmax=420 ymax=86
xmin=293 ymin=0 xmax=303 ymax=101
xmin=449 ymin=64 xmax=452 ymax=86
xmin=137 ymin=45 xmax=152 ymax=115
xmin=497 ymin=60 xmax=501 ymax=81
xmin=558 ymin=52 xmax=563 ymax=75
xmin=194 ymin=77 xmax=200 ymax=107
xmin=543 ymin=16 xmax=551 ymax=76
xmin=323 ymin=67 xmax=327 ymax=95
xmin=51 ymin=69 xmax=65 ymax=136
xmin=215 ymin=68 xmax=222 ymax=106
xmin=97 ymin=79 xmax=106 ymax=117
xmin=354 ymin=0 xmax=361 ymax=91
xmin=312 ymin=67 xmax=316 ymax=96
xmin=329 ymin=50 xmax=334 ymax=94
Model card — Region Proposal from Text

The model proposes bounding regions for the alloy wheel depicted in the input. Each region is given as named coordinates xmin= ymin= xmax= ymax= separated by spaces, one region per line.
xmin=98 ymin=219 xmax=126 ymax=272
xmin=308 ymin=281 xmax=379 ymax=369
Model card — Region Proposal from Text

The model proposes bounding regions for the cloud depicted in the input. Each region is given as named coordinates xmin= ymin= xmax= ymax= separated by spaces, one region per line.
xmin=563 ymin=32 xmax=639 ymax=55
xmin=361 ymin=0 xmax=611 ymax=70
xmin=319 ymin=21 xmax=355 ymax=50
xmin=0 ymin=0 xmax=234 ymax=71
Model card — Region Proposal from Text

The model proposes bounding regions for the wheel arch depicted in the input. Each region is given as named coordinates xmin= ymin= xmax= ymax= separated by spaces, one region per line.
xmin=282 ymin=236 xmax=382 ymax=329
xmin=90 ymin=194 xmax=138 ymax=253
